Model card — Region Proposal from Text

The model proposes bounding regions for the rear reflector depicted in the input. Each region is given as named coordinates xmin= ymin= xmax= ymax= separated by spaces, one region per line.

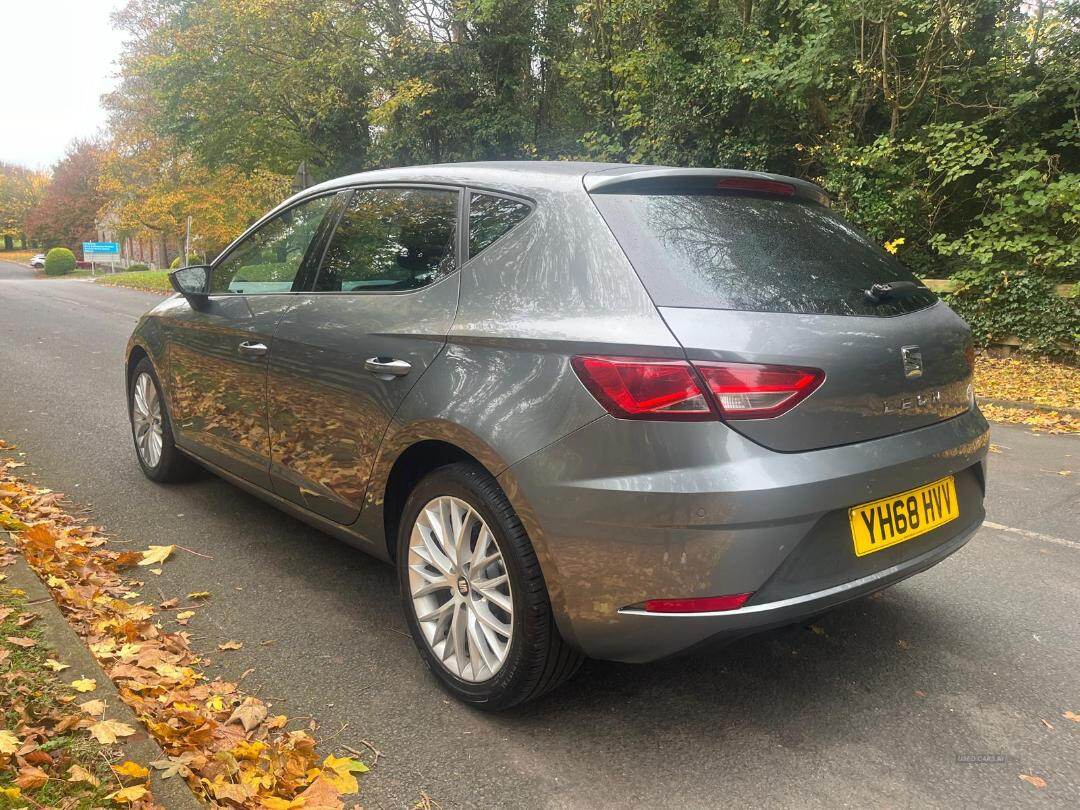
xmin=715 ymin=177 xmax=795 ymax=197
xmin=570 ymin=356 xmax=713 ymax=420
xmin=572 ymin=356 xmax=823 ymax=421
xmin=642 ymin=593 xmax=752 ymax=613
xmin=695 ymin=362 xmax=824 ymax=420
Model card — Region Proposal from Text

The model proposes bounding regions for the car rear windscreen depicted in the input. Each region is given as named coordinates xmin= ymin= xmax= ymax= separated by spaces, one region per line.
xmin=591 ymin=191 xmax=937 ymax=316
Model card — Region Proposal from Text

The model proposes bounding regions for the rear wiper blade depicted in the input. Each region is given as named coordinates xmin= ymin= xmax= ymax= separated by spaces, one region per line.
xmin=864 ymin=280 xmax=921 ymax=304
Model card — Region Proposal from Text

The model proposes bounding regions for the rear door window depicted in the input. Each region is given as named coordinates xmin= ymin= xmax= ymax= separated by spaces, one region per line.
xmin=313 ymin=187 xmax=459 ymax=292
xmin=591 ymin=192 xmax=936 ymax=316
xmin=468 ymin=193 xmax=531 ymax=259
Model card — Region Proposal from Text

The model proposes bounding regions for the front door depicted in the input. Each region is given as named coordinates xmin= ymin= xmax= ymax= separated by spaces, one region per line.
xmin=164 ymin=193 xmax=338 ymax=486
xmin=268 ymin=185 xmax=462 ymax=523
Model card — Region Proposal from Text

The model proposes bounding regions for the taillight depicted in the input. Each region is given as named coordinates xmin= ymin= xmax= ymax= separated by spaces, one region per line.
xmin=572 ymin=356 xmax=823 ymax=421
xmin=640 ymin=593 xmax=753 ymax=613
xmin=570 ymin=356 xmax=712 ymax=420
xmin=715 ymin=177 xmax=795 ymax=197
xmin=695 ymin=362 xmax=824 ymax=419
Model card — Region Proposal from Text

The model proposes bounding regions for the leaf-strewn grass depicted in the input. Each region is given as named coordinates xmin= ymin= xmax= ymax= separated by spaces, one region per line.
xmin=94 ymin=270 xmax=172 ymax=293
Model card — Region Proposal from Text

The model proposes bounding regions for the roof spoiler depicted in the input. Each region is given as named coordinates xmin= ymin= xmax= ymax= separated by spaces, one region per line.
xmin=583 ymin=167 xmax=830 ymax=207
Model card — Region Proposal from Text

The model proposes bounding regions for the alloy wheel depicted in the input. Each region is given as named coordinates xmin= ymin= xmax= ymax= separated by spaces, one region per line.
xmin=131 ymin=372 xmax=164 ymax=468
xmin=407 ymin=495 xmax=514 ymax=682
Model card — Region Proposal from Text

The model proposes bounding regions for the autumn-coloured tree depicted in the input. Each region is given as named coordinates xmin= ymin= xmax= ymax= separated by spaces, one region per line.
xmin=26 ymin=141 xmax=108 ymax=251
xmin=0 ymin=162 xmax=47 ymax=249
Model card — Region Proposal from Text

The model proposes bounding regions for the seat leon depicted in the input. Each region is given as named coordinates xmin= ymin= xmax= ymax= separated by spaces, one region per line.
xmin=125 ymin=162 xmax=988 ymax=709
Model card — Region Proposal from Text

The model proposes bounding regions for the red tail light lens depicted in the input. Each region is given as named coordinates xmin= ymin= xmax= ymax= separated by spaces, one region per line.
xmin=573 ymin=356 xmax=824 ymax=421
xmin=695 ymin=362 xmax=824 ymax=419
xmin=715 ymin=177 xmax=795 ymax=197
xmin=641 ymin=593 xmax=753 ymax=613
xmin=570 ymin=356 xmax=712 ymax=420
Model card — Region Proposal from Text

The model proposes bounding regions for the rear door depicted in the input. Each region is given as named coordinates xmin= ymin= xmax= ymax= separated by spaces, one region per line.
xmin=267 ymin=185 xmax=462 ymax=523
xmin=589 ymin=176 xmax=973 ymax=452
xmin=164 ymin=193 xmax=338 ymax=485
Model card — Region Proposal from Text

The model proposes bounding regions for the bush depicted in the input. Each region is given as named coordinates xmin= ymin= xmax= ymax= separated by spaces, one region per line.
xmin=43 ymin=247 xmax=76 ymax=276
xmin=127 ymin=263 xmax=150 ymax=273
xmin=945 ymin=271 xmax=1079 ymax=357
xmin=169 ymin=256 xmax=183 ymax=269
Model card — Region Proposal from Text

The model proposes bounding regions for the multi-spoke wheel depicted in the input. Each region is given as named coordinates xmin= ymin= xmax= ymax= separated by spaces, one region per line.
xmin=127 ymin=357 xmax=197 ymax=482
xmin=408 ymin=496 xmax=514 ymax=682
xmin=397 ymin=462 xmax=584 ymax=710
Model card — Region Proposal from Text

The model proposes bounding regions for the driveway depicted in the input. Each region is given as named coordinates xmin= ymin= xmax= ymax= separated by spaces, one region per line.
xmin=1 ymin=258 xmax=1078 ymax=808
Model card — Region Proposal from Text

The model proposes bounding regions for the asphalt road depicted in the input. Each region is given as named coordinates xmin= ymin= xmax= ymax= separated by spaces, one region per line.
xmin=1 ymin=258 xmax=1078 ymax=808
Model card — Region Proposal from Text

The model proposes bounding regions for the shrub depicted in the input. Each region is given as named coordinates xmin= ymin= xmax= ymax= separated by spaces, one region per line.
xmin=127 ymin=263 xmax=150 ymax=273
xmin=169 ymin=256 xmax=183 ymax=269
xmin=43 ymin=247 xmax=76 ymax=276
xmin=945 ymin=271 xmax=1079 ymax=357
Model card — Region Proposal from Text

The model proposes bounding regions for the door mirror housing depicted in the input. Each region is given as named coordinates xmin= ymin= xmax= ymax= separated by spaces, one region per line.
xmin=169 ymin=265 xmax=210 ymax=305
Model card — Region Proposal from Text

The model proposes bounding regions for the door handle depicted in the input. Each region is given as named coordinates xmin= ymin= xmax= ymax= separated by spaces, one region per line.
xmin=364 ymin=357 xmax=412 ymax=378
xmin=237 ymin=341 xmax=268 ymax=358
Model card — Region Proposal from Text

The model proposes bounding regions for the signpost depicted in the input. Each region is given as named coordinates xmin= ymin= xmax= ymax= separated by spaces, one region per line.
xmin=82 ymin=242 xmax=120 ymax=275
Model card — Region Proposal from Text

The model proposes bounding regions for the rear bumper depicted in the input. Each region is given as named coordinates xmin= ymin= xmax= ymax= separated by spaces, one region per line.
xmin=501 ymin=406 xmax=989 ymax=663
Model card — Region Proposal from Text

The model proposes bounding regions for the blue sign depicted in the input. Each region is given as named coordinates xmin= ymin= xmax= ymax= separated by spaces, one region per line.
xmin=83 ymin=241 xmax=120 ymax=255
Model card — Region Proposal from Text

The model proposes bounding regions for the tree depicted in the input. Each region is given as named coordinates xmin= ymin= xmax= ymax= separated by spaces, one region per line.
xmin=0 ymin=162 xmax=47 ymax=249
xmin=26 ymin=141 xmax=107 ymax=251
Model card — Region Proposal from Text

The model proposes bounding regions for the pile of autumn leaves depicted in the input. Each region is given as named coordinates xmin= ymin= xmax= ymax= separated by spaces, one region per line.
xmin=0 ymin=452 xmax=367 ymax=808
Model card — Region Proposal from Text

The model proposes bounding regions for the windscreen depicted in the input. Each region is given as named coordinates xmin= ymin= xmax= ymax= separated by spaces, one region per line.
xmin=591 ymin=191 xmax=937 ymax=316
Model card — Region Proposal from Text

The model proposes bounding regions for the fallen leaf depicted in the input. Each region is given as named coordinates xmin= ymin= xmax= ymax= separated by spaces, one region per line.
xmin=67 ymin=764 xmax=101 ymax=786
xmin=44 ymin=657 xmax=69 ymax=671
xmin=187 ymin=591 xmax=210 ymax=600
xmin=0 ymin=607 xmax=13 ymax=623
xmin=176 ymin=610 xmax=195 ymax=621
xmin=914 ymin=689 xmax=927 ymax=698
xmin=809 ymin=624 xmax=825 ymax=636
xmin=0 ymin=787 xmax=21 ymax=801
xmin=1018 ymin=773 xmax=1047 ymax=789
xmin=1064 ymin=710 xmax=1080 ymax=722
xmin=5 ymin=635 xmax=37 ymax=647
xmin=262 ymin=798 xmax=306 ymax=810
xmin=88 ymin=718 xmax=137 ymax=744
xmin=227 ymin=697 xmax=268 ymax=731
xmin=1041 ymin=718 xmax=1054 ymax=730
xmin=112 ymin=761 xmax=150 ymax=780
xmin=897 ymin=639 xmax=910 ymax=650
xmin=0 ymin=729 xmax=20 ymax=755
xmin=321 ymin=754 xmax=369 ymax=795
xmin=71 ymin=677 xmax=97 ymax=692
xmin=79 ymin=698 xmax=107 ymax=716
xmin=296 ymin=775 xmax=345 ymax=810
xmin=217 ymin=639 xmax=243 ymax=650
xmin=106 ymin=785 xmax=149 ymax=804
xmin=138 ymin=544 xmax=175 ymax=566
xmin=15 ymin=764 xmax=49 ymax=789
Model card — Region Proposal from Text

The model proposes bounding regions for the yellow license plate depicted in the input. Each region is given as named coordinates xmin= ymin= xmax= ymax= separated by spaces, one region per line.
xmin=849 ymin=475 xmax=959 ymax=557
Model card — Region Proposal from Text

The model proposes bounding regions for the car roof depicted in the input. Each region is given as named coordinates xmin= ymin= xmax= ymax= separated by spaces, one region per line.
xmin=297 ymin=160 xmax=827 ymax=203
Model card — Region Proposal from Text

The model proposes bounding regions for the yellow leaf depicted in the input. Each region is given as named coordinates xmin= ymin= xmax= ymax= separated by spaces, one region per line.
xmin=206 ymin=694 xmax=226 ymax=712
xmin=88 ymin=718 xmax=137 ymax=744
xmin=187 ymin=591 xmax=210 ymax=599
xmin=176 ymin=610 xmax=195 ymax=620
xmin=44 ymin=658 xmax=69 ymax=671
xmin=320 ymin=754 xmax=368 ymax=795
xmin=46 ymin=574 xmax=66 ymax=587
xmin=884 ymin=237 xmax=905 ymax=254
xmin=0 ymin=729 xmax=20 ymax=755
xmin=0 ymin=787 xmax=21 ymax=800
xmin=261 ymin=798 xmax=306 ymax=809
xmin=79 ymin=698 xmax=107 ymax=716
xmin=1064 ymin=710 xmax=1080 ymax=722
xmin=68 ymin=764 xmax=101 ymax=786
xmin=1019 ymin=773 xmax=1047 ymax=789
xmin=107 ymin=785 xmax=149 ymax=804
xmin=217 ymin=639 xmax=243 ymax=650
xmin=138 ymin=544 xmax=175 ymax=566
xmin=71 ymin=677 xmax=97 ymax=692
xmin=113 ymin=761 xmax=149 ymax=780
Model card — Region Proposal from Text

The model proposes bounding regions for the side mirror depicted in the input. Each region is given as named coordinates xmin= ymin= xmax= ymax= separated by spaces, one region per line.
xmin=169 ymin=265 xmax=210 ymax=305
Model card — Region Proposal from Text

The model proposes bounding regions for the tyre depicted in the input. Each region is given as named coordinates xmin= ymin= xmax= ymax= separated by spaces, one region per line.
xmin=397 ymin=462 xmax=584 ymax=710
xmin=128 ymin=357 xmax=198 ymax=482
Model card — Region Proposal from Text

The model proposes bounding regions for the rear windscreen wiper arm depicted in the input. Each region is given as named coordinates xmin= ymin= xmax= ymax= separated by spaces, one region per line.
xmin=864 ymin=280 xmax=921 ymax=304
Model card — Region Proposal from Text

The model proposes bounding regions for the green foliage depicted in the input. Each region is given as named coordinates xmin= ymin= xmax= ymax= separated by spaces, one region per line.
xmin=43 ymin=247 xmax=76 ymax=276
xmin=945 ymin=272 xmax=1080 ymax=356
xmin=126 ymin=263 xmax=150 ymax=272
xmin=169 ymin=255 xmax=183 ymax=269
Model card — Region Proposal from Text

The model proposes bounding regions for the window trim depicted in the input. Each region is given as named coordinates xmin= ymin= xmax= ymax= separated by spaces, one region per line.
xmin=207 ymin=189 xmax=344 ymax=298
xmin=304 ymin=182 xmax=466 ymax=297
xmin=463 ymin=188 xmax=535 ymax=264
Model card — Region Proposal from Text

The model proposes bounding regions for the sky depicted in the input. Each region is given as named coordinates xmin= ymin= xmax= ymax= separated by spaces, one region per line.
xmin=0 ymin=1 xmax=127 ymax=170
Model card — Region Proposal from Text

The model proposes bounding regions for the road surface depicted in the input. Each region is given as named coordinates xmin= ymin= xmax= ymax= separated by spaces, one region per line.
xmin=1 ymin=259 xmax=1078 ymax=808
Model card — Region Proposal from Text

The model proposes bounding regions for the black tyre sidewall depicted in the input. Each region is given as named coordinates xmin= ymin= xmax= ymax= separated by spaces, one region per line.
xmin=397 ymin=464 xmax=546 ymax=710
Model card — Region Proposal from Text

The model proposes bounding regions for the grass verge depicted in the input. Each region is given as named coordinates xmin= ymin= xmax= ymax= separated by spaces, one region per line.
xmin=0 ymin=581 xmax=122 ymax=809
xmin=94 ymin=271 xmax=171 ymax=293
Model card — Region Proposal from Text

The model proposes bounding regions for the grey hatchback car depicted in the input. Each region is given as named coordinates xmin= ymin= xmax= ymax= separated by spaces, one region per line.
xmin=125 ymin=161 xmax=989 ymax=709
